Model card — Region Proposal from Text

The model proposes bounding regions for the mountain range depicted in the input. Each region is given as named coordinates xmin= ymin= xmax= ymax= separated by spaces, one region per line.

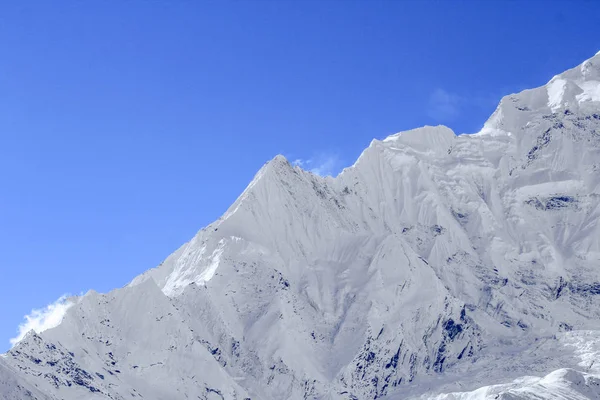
xmin=2 ymin=52 xmax=600 ymax=400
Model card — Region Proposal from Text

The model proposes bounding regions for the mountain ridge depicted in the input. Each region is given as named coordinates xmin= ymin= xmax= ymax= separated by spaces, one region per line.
xmin=3 ymin=51 xmax=600 ymax=400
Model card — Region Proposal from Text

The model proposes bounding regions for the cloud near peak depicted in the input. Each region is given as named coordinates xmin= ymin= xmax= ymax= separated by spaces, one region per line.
xmin=9 ymin=295 xmax=74 ymax=348
xmin=428 ymin=88 xmax=462 ymax=121
xmin=292 ymin=152 xmax=342 ymax=177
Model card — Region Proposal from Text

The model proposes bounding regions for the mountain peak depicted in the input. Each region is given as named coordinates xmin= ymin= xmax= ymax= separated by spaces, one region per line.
xmin=482 ymin=52 xmax=600 ymax=135
xmin=5 ymin=54 xmax=600 ymax=400
xmin=270 ymin=154 xmax=290 ymax=164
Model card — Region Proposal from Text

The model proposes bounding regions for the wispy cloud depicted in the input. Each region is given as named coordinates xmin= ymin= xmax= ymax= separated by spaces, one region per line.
xmin=10 ymin=295 xmax=74 ymax=347
xmin=428 ymin=88 xmax=462 ymax=121
xmin=292 ymin=152 xmax=342 ymax=177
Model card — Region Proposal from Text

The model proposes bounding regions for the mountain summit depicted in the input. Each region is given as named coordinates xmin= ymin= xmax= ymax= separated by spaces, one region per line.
xmin=3 ymin=53 xmax=600 ymax=400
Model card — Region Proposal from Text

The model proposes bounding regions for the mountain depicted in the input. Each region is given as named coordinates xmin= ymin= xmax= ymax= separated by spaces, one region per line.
xmin=3 ymin=52 xmax=600 ymax=400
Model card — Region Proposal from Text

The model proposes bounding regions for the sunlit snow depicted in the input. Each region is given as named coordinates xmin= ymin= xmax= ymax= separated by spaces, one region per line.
xmin=3 ymin=51 xmax=600 ymax=400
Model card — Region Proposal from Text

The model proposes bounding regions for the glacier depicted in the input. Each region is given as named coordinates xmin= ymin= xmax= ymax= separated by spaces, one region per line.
xmin=2 ymin=52 xmax=600 ymax=400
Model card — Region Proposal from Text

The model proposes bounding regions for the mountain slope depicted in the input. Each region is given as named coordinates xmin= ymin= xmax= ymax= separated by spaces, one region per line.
xmin=3 ymin=52 xmax=600 ymax=399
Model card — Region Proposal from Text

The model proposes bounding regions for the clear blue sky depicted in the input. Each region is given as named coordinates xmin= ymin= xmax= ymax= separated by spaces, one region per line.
xmin=1 ymin=0 xmax=599 ymax=350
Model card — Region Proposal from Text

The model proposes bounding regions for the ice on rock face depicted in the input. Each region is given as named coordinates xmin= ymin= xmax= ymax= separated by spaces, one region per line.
xmin=0 ymin=356 xmax=51 ymax=400
xmin=422 ymin=331 xmax=600 ymax=400
xmin=3 ymin=52 xmax=600 ymax=400
xmin=480 ymin=52 xmax=600 ymax=137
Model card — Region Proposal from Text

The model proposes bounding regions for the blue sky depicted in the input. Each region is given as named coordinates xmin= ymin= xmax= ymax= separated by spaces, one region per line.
xmin=1 ymin=0 xmax=599 ymax=350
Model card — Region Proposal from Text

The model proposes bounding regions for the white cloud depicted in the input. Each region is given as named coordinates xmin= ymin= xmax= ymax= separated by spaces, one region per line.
xmin=292 ymin=153 xmax=342 ymax=177
xmin=9 ymin=295 xmax=74 ymax=347
xmin=428 ymin=88 xmax=462 ymax=121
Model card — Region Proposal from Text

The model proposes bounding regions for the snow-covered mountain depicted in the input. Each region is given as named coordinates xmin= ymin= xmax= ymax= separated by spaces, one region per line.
xmin=3 ymin=52 xmax=600 ymax=400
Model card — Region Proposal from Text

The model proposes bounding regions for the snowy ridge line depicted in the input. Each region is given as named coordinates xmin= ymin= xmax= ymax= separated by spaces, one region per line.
xmin=2 ymin=51 xmax=600 ymax=399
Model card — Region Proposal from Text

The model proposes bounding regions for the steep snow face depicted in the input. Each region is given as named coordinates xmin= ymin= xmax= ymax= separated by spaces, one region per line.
xmin=418 ymin=331 xmax=600 ymax=400
xmin=3 ymin=280 xmax=251 ymax=400
xmin=0 ymin=356 xmax=51 ymax=400
xmin=3 ymin=52 xmax=600 ymax=400
xmin=482 ymin=53 xmax=600 ymax=135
